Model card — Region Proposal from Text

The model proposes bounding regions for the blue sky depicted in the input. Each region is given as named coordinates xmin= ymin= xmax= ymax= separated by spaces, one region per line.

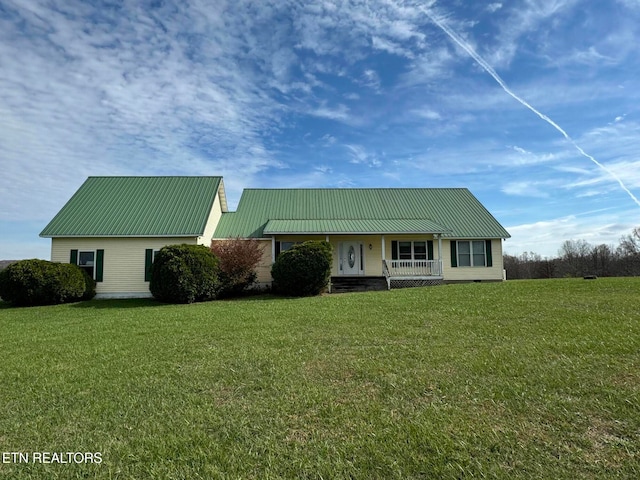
xmin=2 ymin=0 xmax=640 ymax=259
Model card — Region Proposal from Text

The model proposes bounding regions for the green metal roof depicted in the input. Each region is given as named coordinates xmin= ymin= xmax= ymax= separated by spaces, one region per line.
xmin=40 ymin=176 xmax=223 ymax=237
xmin=214 ymin=188 xmax=510 ymax=239
xmin=264 ymin=219 xmax=451 ymax=235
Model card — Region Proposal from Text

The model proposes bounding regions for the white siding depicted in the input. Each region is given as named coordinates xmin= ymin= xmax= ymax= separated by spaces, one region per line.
xmin=198 ymin=186 xmax=224 ymax=247
xmin=51 ymin=237 xmax=198 ymax=297
xmin=254 ymin=240 xmax=273 ymax=285
xmin=442 ymin=239 xmax=505 ymax=281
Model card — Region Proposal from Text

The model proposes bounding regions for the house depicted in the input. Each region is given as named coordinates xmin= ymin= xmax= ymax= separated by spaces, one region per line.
xmin=40 ymin=176 xmax=227 ymax=298
xmin=41 ymin=177 xmax=510 ymax=297
xmin=213 ymin=188 xmax=511 ymax=291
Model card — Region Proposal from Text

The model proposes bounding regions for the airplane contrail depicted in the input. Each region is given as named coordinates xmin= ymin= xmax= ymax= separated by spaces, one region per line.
xmin=423 ymin=9 xmax=640 ymax=208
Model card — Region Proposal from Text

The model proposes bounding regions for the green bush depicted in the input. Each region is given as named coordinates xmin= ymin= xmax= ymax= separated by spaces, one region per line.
xmin=150 ymin=244 xmax=220 ymax=304
xmin=80 ymin=269 xmax=97 ymax=301
xmin=0 ymin=259 xmax=89 ymax=306
xmin=271 ymin=241 xmax=332 ymax=296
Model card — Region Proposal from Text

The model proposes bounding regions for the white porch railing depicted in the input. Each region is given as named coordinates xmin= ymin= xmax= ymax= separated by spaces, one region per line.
xmin=385 ymin=259 xmax=443 ymax=277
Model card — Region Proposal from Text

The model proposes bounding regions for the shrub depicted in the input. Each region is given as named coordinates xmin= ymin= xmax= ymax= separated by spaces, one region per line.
xmin=150 ymin=244 xmax=220 ymax=304
xmin=0 ymin=259 xmax=88 ymax=306
xmin=80 ymin=269 xmax=97 ymax=301
xmin=210 ymin=238 xmax=265 ymax=297
xmin=271 ymin=241 xmax=332 ymax=296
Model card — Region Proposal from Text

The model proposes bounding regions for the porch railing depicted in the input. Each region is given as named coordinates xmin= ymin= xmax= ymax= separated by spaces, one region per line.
xmin=385 ymin=259 xmax=443 ymax=277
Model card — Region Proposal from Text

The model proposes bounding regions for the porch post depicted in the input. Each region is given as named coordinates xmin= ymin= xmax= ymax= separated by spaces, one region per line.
xmin=438 ymin=234 xmax=443 ymax=275
xmin=271 ymin=236 xmax=276 ymax=262
xmin=381 ymin=235 xmax=386 ymax=261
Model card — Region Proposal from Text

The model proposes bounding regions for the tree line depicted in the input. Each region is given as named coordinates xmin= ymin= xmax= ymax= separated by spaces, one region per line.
xmin=504 ymin=227 xmax=640 ymax=279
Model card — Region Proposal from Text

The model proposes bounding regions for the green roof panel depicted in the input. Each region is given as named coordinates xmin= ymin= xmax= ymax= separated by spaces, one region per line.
xmin=40 ymin=176 xmax=222 ymax=237
xmin=214 ymin=188 xmax=510 ymax=239
xmin=264 ymin=219 xmax=451 ymax=235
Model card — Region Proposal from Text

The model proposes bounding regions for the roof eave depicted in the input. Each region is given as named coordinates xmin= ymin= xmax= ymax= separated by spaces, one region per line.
xmin=40 ymin=234 xmax=203 ymax=238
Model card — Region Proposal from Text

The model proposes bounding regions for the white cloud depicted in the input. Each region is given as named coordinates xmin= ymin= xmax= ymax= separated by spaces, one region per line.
xmin=0 ymin=0 xmax=288 ymax=221
xmin=308 ymin=103 xmax=352 ymax=122
xmin=505 ymin=209 xmax=637 ymax=257
xmin=410 ymin=108 xmax=442 ymax=120
xmin=502 ymin=181 xmax=551 ymax=198
xmin=345 ymin=144 xmax=382 ymax=167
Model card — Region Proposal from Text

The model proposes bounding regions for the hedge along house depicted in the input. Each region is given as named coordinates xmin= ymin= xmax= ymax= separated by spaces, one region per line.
xmin=40 ymin=176 xmax=227 ymax=298
xmin=212 ymin=188 xmax=511 ymax=291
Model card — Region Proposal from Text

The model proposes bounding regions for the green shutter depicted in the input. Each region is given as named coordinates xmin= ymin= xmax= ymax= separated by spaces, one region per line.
xmin=486 ymin=240 xmax=493 ymax=267
xmin=70 ymin=249 xmax=78 ymax=265
xmin=96 ymin=249 xmax=104 ymax=282
xmin=391 ymin=241 xmax=398 ymax=260
xmin=145 ymin=249 xmax=153 ymax=282
xmin=427 ymin=240 xmax=434 ymax=261
xmin=450 ymin=241 xmax=457 ymax=267
xmin=275 ymin=241 xmax=281 ymax=258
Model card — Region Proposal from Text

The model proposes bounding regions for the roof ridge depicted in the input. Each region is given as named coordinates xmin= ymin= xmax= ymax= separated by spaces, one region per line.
xmin=87 ymin=175 xmax=223 ymax=179
xmin=242 ymin=187 xmax=468 ymax=191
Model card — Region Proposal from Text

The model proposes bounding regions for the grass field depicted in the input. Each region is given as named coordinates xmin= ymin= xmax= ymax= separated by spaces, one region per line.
xmin=1 ymin=278 xmax=639 ymax=479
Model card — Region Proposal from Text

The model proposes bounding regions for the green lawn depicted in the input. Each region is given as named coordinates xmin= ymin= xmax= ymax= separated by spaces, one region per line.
xmin=1 ymin=278 xmax=639 ymax=479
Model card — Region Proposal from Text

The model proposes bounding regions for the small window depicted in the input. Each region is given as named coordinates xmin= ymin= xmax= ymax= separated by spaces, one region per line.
xmin=145 ymin=249 xmax=162 ymax=282
xmin=472 ymin=241 xmax=486 ymax=267
xmin=456 ymin=241 xmax=486 ymax=267
xmin=392 ymin=240 xmax=434 ymax=261
xmin=276 ymin=241 xmax=299 ymax=259
xmin=399 ymin=242 xmax=412 ymax=260
xmin=414 ymin=242 xmax=427 ymax=260
xmin=78 ymin=251 xmax=95 ymax=279
xmin=281 ymin=242 xmax=295 ymax=252
xmin=458 ymin=242 xmax=471 ymax=267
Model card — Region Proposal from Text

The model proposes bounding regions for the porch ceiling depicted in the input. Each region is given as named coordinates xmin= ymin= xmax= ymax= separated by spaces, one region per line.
xmin=263 ymin=218 xmax=451 ymax=235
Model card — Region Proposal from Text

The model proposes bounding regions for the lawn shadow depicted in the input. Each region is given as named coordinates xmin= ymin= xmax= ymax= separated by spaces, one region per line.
xmin=69 ymin=293 xmax=288 ymax=309
xmin=69 ymin=298 xmax=165 ymax=309
xmin=0 ymin=301 xmax=14 ymax=310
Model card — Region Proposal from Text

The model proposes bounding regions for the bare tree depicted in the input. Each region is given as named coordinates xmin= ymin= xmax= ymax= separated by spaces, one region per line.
xmin=558 ymin=239 xmax=592 ymax=277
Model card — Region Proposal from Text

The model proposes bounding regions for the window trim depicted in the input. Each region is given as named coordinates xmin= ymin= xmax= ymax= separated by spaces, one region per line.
xmin=78 ymin=250 xmax=97 ymax=280
xmin=454 ymin=240 xmax=492 ymax=268
xmin=275 ymin=241 xmax=300 ymax=259
xmin=391 ymin=240 xmax=433 ymax=261
xmin=145 ymin=249 xmax=162 ymax=282
xmin=71 ymin=248 xmax=103 ymax=282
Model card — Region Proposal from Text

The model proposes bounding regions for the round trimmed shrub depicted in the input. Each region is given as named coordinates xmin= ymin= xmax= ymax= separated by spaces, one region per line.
xmin=80 ymin=269 xmax=97 ymax=301
xmin=0 ymin=259 xmax=89 ymax=306
xmin=150 ymin=244 xmax=220 ymax=304
xmin=271 ymin=241 xmax=332 ymax=296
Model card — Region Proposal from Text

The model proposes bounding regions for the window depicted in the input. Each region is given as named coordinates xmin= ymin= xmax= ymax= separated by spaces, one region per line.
xmin=280 ymin=242 xmax=296 ymax=252
xmin=144 ymin=249 xmax=162 ymax=282
xmin=453 ymin=240 xmax=492 ymax=267
xmin=78 ymin=251 xmax=95 ymax=279
xmin=71 ymin=249 xmax=104 ymax=282
xmin=392 ymin=240 xmax=433 ymax=261
xmin=414 ymin=242 xmax=427 ymax=260
xmin=275 ymin=241 xmax=299 ymax=259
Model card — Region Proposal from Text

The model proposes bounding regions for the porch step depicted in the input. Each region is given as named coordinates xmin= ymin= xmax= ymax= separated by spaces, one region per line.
xmin=330 ymin=276 xmax=388 ymax=293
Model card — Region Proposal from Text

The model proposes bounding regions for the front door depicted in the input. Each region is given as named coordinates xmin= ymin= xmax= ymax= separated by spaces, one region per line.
xmin=340 ymin=242 xmax=363 ymax=275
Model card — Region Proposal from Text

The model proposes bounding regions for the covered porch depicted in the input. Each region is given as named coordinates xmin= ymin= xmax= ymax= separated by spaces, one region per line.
xmin=265 ymin=219 xmax=449 ymax=291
